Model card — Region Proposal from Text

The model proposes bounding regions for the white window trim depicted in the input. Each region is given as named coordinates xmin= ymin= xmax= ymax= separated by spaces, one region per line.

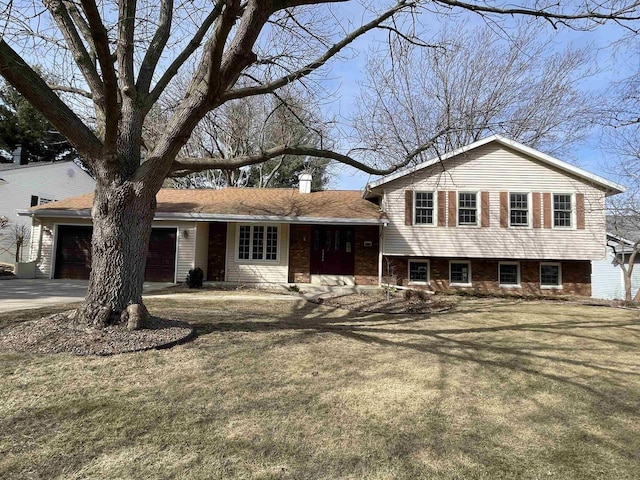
xmin=413 ymin=191 xmax=437 ymax=227
xmin=449 ymin=260 xmax=472 ymax=286
xmin=498 ymin=261 xmax=521 ymax=288
xmin=457 ymin=191 xmax=480 ymax=227
xmin=551 ymin=193 xmax=576 ymax=230
xmin=508 ymin=192 xmax=531 ymax=228
xmin=408 ymin=260 xmax=430 ymax=285
xmin=540 ymin=262 xmax=563 ymax=289
xmin=235 ymin=224 xmax=280 ymax=263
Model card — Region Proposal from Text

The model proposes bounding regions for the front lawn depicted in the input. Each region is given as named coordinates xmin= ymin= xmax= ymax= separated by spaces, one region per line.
xmin=1 ymin=294 xmax=639 ymax=479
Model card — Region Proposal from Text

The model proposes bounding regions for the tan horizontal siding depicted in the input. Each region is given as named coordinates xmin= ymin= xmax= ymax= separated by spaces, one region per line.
xmin=382 ymin=144 xmax=607 ymax=260
xmin=225 ymin=223 xmax=289 ymax=283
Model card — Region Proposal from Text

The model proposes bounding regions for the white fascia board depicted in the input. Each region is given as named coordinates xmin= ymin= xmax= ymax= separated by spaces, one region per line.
xmin=20 ymin=209 xmax=388 ymax=225
xmin=366 ymin=134 xmax=626 ymax=195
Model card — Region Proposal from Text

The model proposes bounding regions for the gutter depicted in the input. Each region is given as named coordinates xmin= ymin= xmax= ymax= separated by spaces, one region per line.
xmin=17 ymin=209 xmax=389 ymax=226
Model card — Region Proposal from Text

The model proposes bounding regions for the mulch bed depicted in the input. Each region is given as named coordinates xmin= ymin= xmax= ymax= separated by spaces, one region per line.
xmin=315 ymin=290 xmax=453 ymax=314
xmin=0 ymin=311 xmax=195 ymax=356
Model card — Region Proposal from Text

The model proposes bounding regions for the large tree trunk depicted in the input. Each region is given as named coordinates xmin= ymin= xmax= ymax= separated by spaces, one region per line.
xmin=77 ymin=180 xmax=157 ymax=328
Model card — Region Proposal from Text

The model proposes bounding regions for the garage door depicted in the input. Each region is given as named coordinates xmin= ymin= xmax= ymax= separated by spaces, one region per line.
xmin=54 ymin=225 xmax=92 ymax=279
xmin=144 ymin=228 xmax=177 ymax=282
xmin=54 ymin=226 xmax=177 ymax=282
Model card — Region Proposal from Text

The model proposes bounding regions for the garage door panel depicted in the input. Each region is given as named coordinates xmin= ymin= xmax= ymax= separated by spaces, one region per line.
xmin=54 ymin=226 xmax=177 ymax=282
xmin=145 ymin=228 xmax=177 ymax=282
xmin=54 ymin=226 xmax=92 ymax=279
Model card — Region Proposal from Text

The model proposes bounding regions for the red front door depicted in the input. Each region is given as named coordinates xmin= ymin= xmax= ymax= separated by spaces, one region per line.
xmin=310 ymin=226 xmax=355 ymax=275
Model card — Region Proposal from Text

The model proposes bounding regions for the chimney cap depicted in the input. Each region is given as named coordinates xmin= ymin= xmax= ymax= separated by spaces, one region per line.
xmin=298 ymin=172 xmax=312 ymax=194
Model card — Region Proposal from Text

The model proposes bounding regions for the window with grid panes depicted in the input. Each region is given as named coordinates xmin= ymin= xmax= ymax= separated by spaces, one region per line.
xmin=499 ymin=263 xmax=519 ymax=286
xmin=414 ymin=192 xmax=434 ymax=225
xmin=409 ymin=261 xmax=429 ymax=283
xmin=510 ymin=193 xmax=529 ymax=226
xmin=540 ymin=264 xmax=561 ymax=287
xmin=450 ymin=261 xmax=470 ymax=284
xmin=553 ymin=194 xmax=572 ymax=227
xmin=458 ymin=192 xmax=477 ymax=225
xmin=238 ymin=225 xmax=278 ymax=261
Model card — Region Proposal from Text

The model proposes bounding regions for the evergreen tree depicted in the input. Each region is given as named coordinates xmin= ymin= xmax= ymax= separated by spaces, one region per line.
xmin=0 ymin=79 xmax=75 ymax=163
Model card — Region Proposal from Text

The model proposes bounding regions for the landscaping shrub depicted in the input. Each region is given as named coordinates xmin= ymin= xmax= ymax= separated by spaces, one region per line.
xmin=185 ymin=267 xmax=204 ymax=289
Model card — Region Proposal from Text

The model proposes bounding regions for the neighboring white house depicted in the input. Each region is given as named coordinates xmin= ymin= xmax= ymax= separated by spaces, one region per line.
xmin=591 ymin=234 xmax=640 ymax=300
xmin=0 ymin=161 xmax=95 ymax=265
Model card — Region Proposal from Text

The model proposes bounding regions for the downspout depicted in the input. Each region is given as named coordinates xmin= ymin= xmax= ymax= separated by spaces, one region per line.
xmin=378 ymin=223 xmax=385 ymax=287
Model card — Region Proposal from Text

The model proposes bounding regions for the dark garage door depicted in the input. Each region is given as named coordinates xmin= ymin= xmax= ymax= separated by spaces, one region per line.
xmin=54 ymin=226 xmax=177 ymax=282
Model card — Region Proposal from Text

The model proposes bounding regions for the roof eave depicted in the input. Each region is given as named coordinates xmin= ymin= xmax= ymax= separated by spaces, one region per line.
xmin=366 ymin=134 xmax=626 ymax=195
xmin=20 ymin=209 xmax=388 ymax=225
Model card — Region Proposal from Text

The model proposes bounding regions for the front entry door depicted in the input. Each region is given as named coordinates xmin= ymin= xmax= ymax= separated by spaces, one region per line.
xmin=310 ymin=226 xmax=355 ymax=275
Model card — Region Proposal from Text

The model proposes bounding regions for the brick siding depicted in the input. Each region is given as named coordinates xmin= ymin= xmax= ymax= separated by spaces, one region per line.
xmin=384 ymin=256 xmax=591 ymax=296
xmin=354 ymin=225 xmax=379 ymax=285
xmin=288 ymin=224 xmax=311 ymax=283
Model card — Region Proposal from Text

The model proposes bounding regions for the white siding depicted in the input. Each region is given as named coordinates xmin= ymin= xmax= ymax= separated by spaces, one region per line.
xmin=381 ymin=143 xmax=607 ymax=260
xmin=225 ymin=223 xmax=289 ymax=283
xmin=175 ymin=223 xmax=196 ymax=283
xmin=0 ymin=162 xmax=95 ymax=264
xmin=592 ymin=251 xmax=640 ymax=300
xmin=194 ymin=222 xmax=210 ymax=279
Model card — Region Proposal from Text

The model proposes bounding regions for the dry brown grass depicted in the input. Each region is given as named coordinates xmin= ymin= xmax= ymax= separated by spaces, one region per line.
xmin=1 ymin=294 xmax=639 ymax=479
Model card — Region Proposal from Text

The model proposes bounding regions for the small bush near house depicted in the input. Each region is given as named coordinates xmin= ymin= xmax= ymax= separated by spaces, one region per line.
xmin=185 ymin=267 xmax=204 ymax=289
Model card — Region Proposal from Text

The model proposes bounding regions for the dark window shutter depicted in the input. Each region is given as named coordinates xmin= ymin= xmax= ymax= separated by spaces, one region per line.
xmin=405 ymin=190 xmax=413 ymax=226
xmin=500 ymin=192 xmax=508 ymax=228
xmin=543 ymin=193 xmax=552 ymax=229
xmin=532 ymin=192 xmax=541 ymax=229
xmin=448 ymin=191 xmax=456 ymax=227
xmin=576 ymin=193 xmax=585 ymax=229
xmin=481 ymin=192 xmax=490 ymax=227
xmin=438 ymin=191 xmax=446 ymax=227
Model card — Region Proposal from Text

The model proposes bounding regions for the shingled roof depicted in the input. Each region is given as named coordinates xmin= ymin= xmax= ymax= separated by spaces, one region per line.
xmin=26 ymin=188 xmax=386 ymax=224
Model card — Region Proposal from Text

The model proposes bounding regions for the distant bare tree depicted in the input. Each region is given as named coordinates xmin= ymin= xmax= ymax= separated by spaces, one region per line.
xmin=353 ymin=21 xmax=599 ymax=166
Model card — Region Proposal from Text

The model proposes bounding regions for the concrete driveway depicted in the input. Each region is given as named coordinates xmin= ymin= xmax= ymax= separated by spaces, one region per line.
xmin=0 ymin=279 xmax=173 ymax=313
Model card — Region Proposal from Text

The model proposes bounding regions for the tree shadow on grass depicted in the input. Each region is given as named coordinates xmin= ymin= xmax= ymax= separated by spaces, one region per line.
xmin=189 ymin=299 xmax=640 ymax=408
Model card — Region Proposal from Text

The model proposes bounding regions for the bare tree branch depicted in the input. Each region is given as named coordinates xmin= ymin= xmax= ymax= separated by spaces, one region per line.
xmin=170 ymin=129 xmax=448 ymax=176
xmin=136 ymin=0 xmax=174 ymax=95
xmin=221 ymin=0 xmax=415 ymax=102
xmin=0 ymin=40 xmax=103 ymax=160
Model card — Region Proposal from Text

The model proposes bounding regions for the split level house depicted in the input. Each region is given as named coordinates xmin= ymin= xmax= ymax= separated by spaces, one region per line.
xmin=19 ymin=135 xmax=625 ymax=297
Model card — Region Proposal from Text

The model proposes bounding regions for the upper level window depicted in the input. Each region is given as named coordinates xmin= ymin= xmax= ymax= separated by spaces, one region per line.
xmin=458 ymin=192 xmax=477 ymax=225
xmin=510 ymin=193 xmax=529 ymax=227
xmin=415 ymin=192 xmax=434 ymax=225
xmin=238 ymin=225 xmax=278 ymax=261
xmin=553 ymin=194 xmax=572 ymax=228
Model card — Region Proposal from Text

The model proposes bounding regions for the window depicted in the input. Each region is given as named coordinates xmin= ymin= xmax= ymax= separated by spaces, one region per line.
xmin=414 ymin=192 xmax=434 ymax=225
xmin=31 ymin=195 xmax=54 ymax=206
xmin=510 ymin=193 xmax=529 ymax=226
xmin=450 ymin=261 xmax=471 ymax=285
xmin=540 ymin=263 xmax=562 ymax=288
xmin=499 ymin=262 xmax=520 ymax=287
xmin=553 ymin=194 xmax=572 ymax=228
xmin=238 ymin=225 xmax=278 ymax=261
xmin=409 ymin=261 xmax=429 ymax=284
xmin=458 ymin=192 xmax=477 ymax=225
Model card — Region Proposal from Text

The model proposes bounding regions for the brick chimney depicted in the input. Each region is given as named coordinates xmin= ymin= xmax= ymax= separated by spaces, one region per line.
xmin=298 ymin=173 xmax=312 ymax=194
